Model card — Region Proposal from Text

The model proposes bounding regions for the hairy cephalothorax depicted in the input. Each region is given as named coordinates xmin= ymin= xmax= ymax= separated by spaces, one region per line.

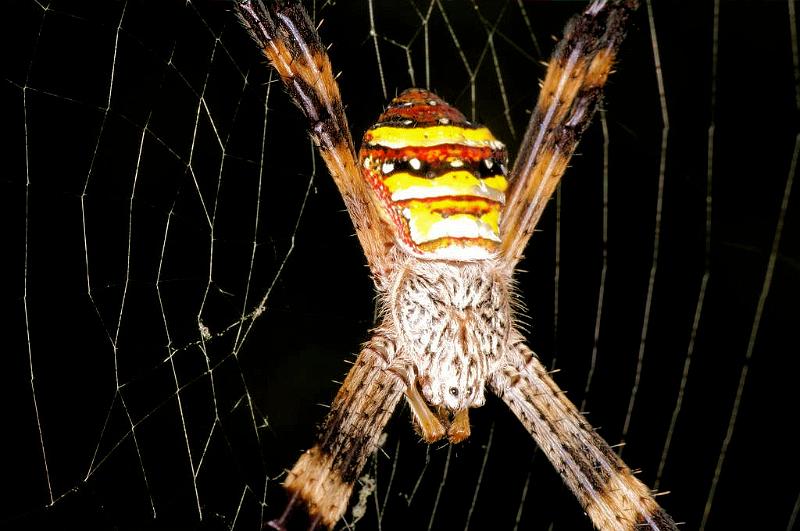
xmin=390 ymin=257 xmax=511 ymax=440
xmin=235 ymin=1 xmax=679 ymax=530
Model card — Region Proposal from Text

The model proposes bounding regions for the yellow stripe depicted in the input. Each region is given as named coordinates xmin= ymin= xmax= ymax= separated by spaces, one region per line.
xmin=384 ymin=171 xmax=508 ymax=197
xmin=481 ymin=208 xmax=500 ymax=234
xmin=405 ymin=202 xmax=502 ymax=244
xmin=367 ymin=125 xmax=504 ymax=149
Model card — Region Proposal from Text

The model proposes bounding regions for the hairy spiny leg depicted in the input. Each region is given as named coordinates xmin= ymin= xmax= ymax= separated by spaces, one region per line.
xmin=270 ymin=333 xmax=405 ymax=530
xmin=234 ymin=0 xmax=395 ymax=282
xmin=500 ymin=0 xmax=639 ymax=266
xmin=492 ymin=338 xmax=678 ymax=531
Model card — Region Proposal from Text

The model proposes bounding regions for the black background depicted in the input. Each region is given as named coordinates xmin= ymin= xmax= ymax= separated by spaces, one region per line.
xmin=2 ymin=1 xmax=799 ymax=530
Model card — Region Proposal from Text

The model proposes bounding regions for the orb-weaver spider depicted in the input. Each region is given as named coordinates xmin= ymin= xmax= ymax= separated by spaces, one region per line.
xmin=235 ymin=1 xmax=677 ymax=529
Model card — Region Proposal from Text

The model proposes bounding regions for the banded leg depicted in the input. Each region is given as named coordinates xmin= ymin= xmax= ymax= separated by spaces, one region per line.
xmin=271 ymin=333 xmax=405 ymax=530
xmin=490 ymin=339 xmax=677 ymax=531
xmin=235 ymin=0 xmax=395 ymax=281
xmin=500 ymin=0 xmax=638 ymax=267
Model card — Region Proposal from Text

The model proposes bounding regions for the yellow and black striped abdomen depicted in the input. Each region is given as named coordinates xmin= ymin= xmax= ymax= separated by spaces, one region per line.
xmin=359 ymin=89 xmax=508 ymax=260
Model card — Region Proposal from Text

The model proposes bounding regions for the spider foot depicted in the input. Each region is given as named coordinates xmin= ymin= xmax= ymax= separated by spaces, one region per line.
xmin=265 ymin=488 xmax=324 ymax=530
xmin=264 ymin=519 xmax=287 ymax=531
xmin=264 ymin=489 xmax=296 ymax=530
xmin=264 ymin=512 xmax=321 ymax=531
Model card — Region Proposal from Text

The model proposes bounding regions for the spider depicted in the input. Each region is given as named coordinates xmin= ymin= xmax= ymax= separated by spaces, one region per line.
xmin=235 ymin=1 xmax=678 ymax=529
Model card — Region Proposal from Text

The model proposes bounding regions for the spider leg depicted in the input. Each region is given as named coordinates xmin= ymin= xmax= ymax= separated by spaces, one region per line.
xmin=404 ymin=380 xmax=447 ymax=443
xmin=235 ymin=0 xmax=395 ymax=281
xmin=500 ymin=0 xmax=638 ymax=268
xmin=490 ymin=337 xmax=678 ymax=531
xmin=270 ymin=331 xmax=405 ymax=530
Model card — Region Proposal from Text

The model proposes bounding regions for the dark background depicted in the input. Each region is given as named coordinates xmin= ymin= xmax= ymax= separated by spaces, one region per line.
xmin=2 ymin=1 xmax=799 ymax=530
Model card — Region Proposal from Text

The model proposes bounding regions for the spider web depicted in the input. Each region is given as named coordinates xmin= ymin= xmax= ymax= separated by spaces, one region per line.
xmin=3 ymin=1 xmax=799 ymax=529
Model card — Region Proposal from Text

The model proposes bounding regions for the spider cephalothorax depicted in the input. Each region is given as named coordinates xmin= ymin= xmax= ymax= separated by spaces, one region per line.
xmin=390 ymin=256 xmax=512 ymax=441
xmin=235 ymin=1 xmax=679 ymax=530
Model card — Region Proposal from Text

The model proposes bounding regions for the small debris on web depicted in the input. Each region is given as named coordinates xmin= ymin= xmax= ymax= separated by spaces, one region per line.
xmin=351 ymin=475 xmax=377 ymax=522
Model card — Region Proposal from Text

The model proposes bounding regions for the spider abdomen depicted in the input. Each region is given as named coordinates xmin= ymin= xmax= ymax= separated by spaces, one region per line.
xmin=359 ymin=89 xmax=509 ymax=261
xmin=392 ymin=258 xmax=511 ymax=411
